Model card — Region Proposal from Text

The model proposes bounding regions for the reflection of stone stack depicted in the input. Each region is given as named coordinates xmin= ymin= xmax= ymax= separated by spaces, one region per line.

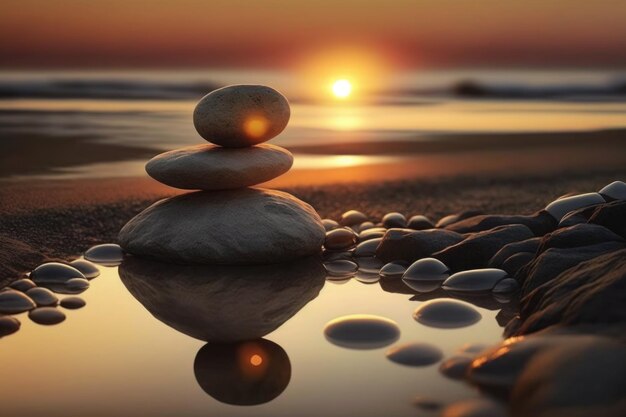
xmin=119 ymin=85 xmax=325 ymax=264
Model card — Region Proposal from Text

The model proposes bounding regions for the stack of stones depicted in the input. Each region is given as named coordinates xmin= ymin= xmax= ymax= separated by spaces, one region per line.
xmin=119 ymin=85 xmax=325 ymax=264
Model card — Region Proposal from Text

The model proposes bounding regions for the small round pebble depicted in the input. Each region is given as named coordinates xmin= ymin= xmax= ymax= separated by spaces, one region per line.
xmin=84 ymin=243 xmax=124 ymax=266
xmin=413 ymin=299 xmax=482 ymax=329
xmin=403 ymin=258 xmax=450 ymax=281
xmin=0 ymin=315 xmax=21 ymax=337
xmin=28 ymin=307 xmax=66 ymax=325
xmin=25 ymin=287 xmax=58 ymax=307
xmin=407 ymin=215 xmax=435 ymax=230
xmin=382 ymin=212 xmax=407 ymax=228
xmin=353 ymin=238 xmax=382 ymax=257
xmin=324 ymin=228 xmax=358 ymax=251
xmin=66 ymin=278 xmax=90 ymax=292
xmin=9 ymin=278 xmax=37 ymax=292
xmin=60 ymin=297 xmax=86 ymax=310
xmin=324 ymin=314 xmax=401 ymax=350
xmin=69 ymin=259 xmax=101 ymax=279
xmin=323 ymin=260 xmax=358 ymax=277
xmin=386 ymin=342 xmax=443 ymax=366
xmin=379 ymin=262 xmax=407 ymax=278
xmin=356 ymin=221 xmax=375 ymax=232
xmin=358 ymin=228 xmax=386 ymax=242
xmin=0 ymin=290 xmax=36 ymax=314
xmin=439 ymin=356 xmax=473 ymax=379
xmin=340 ymin=210 xmax=368 ymax=226
xmin=322 ymin=219 xmax=339 ymax=231
xmin=30 ymin=262 xmax=85 ymax=284
xmin=492 ymin=278 xmax=519 ymax=294
xmin=442 ymin=268 xmax=508 ymax=293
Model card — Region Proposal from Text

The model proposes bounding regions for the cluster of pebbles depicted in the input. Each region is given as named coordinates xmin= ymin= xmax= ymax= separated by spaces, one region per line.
xmin=0 ymin=243 xmax=123 ymax=338
xmin=118 ymin=85 xmax=325 ymax=264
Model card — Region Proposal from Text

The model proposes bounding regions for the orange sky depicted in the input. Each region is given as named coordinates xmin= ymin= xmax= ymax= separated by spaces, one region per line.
xmin=1 ymin=0 xmax=625 ymax=69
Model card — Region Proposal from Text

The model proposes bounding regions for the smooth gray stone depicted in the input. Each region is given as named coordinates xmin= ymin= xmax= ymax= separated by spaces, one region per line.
xmin=324 ymin=314 xmax=400 ymax=349
xmin=492 ymin=278 xmax=519 ymax=294
xmin=0 ymin=290 xmax=36 ymax=314
xmin=119 ymin=189 xmax=325 ymax=264
xmin=379 ymin=262 xmax=407 ymax=278
xmin=339 ymin=210 xmax=368 ymax=226
xmin=386 ymin=342 xmax=443 ymax=366
xmin=407 ymin=215 xmax=434 ymax=230
xmin=25 ymin=287 xmax=58 ymax=307
xmin=376 ymin=228 xmax=465 ymax=263
xmin=599 ymin=180 xmax=626 ymax=200
xmin=403 ymin=258 xmax=450 ymax=281
xmin=353 ymin=238 xmax=382 ymax=257
xmin=439 ymin=356 xmax=472 ymax=379
xmin=146 ymin=144 xmax=293 ymax=190
xmin=413 ymin=299 xmax=482 ymax=329
xmin=9 ymin=278 xmax=37 ymax=292
xmin=382 ymin=212 xmax=407 ymax=228
xmin=28 ymin=307 xmax=66 ymax=325
xmin=30 ymin=262 xmax=85 ymax=284
xmin=69 ymin=259 xmax=100 ymax=279
xmin=323 ymin=260 xmax=358 ymax=277
xmin=442 ymin=268 xmax=508 ymax=293
xmin=60 ymin=297 xmax=86 ymax=310
xmin=324 ymin=228 xmax=358 ymax=251
xmin=193 ymin=85 xmax=290 ymax=147
xmin=84 ymin=244 xmax=124 ymax=266
xmin=545 ymin=192 xmax=606 ymax=221
xmin=120 ymin=256 xmax=325 ymax=342
xmin=0 ymin=315 xmax=20 ymax=337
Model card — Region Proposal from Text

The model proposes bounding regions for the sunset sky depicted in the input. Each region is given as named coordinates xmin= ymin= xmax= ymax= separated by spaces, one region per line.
xmin=1 ymin=0 xmax=625 ymax=69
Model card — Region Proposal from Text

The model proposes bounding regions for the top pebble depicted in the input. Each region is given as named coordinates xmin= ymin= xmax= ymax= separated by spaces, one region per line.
xmin=193 ymin=85 xmax=290 ymax=148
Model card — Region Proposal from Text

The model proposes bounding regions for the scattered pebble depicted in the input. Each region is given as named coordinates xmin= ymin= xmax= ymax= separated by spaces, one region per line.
xmin=0 ymin=315 xmax=21 ymax=337
xmin=9 ymin=278 xmax=37 ymax=292
xmin=386 ymin=342 xmax=443 ymax=366
xmin=442 ymin=269 xmax=508 ymax=293
xmin=0 ymin=290 xmax=36 ymax=314
xmin=403 ymin=258 xmax=450 ymax=281
xmin=356 ymin=257 xmax=384 ymax=274
xmin=324 ymin=228 xmax=358 ymax=250
xmin=60 ymin=297 xmax=86 ymax=310
xmin=379 ymin=262 xmax=407 ymax=278
xmin=30 ymin=262 xmax=85 ymax=284
xmin=439 ymin=356 xmax=473 ymax=379
xmin=84 ymin=243 xmax=124 ymax=266
xmin=382 ymin=212 xmax=407 ymax=228
xmin=407 ymin=214 xmax=435 ymax=230
xmin=403 ymin=279 xmax=442 ymax=293
xmin=353 ymin=238 xmax=382 ymax=257
xmin=358 ymin=228 xmax=386 ymax=242
xmin=322 ymin=219 xmax=339 ymax=231
xmin=544 ymin=192 xmax=606 ymax=221
xmin=323 ymin=260 xmax=358 ymax=277
xmin=492 ymin=278 xmax=519 ymax=294
xmin=28 ymin=307 xmax=66 ymax=325
xmin=354 ymin=272 xmax=380 ymax=284
xmin=413 ymin=299 xmax=482 ymax=329
xmin=25 ymin=287 xmax=58 ymax=307
xmin=324 ymin=314 xmax=400 ymax=349
xmin=356 ymin=221 xmax=375 ymax=232
xmin=69 ymin=259 xmax=101 ymax=279
xmin=66 ymin=278 xmax=90 ymax=292
xmin=340 ymin=210 xmax=368 ymax=226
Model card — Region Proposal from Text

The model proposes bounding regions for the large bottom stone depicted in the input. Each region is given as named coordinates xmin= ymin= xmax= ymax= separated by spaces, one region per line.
xmin=118 ymin=188 xmax=325 ymax=264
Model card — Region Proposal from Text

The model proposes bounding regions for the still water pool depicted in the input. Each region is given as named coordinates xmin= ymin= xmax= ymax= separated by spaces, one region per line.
xmin=0 ymin=257 xmax=513 ymax=417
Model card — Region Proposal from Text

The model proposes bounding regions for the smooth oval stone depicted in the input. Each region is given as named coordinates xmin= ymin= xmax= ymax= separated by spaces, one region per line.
xmin=340 ymin=210 xmax=368 ymax=226
xmin=30 ymin=262 xmax=85 ymax=284
xmin=439 ymin=356 xmax=473 ymax=379
xmin=0 ymin=315 xmax=20 ymax=337
xmin=60 ymin=297 xmax=86 ymax=309
xmin=0 ymin=290 xmax=36 ymax=314
xmin=323 ymin=260 xmax=358 ymax=277
xmin=69 ymin=259 xmax=100 ymax=279
xmin=119 ymin=189 xmax=325 ymax=264
xmin=9 ymin=278 xmax=36 ymax=292
xmin=413 ymin=299 xmax=482 ymax=329
xmin=193 ymin=85 xmax=290 ymax=147
xmin=379 ymin=262 xmax=407 ymax=278
xmin=322 ymin=219 xmax=339 ymax=231
xmin=386 ymin=342 xmax=443 ymax=366
xmin=322 ymin=249 xmax=354 ymax=262
xmin=355 ymin=272 xmax=380 ymax=284
xmin=356 ymin=221 xmax=375 ymax=232
xmin=324 ymin=228 xmax=358 ymax=251
xmin=402 ymin=279 xmax=442 ymax=293
xmin=545 ymin=192 xmax=606 ymax=221
xmin=66 ymin=278 xmax=90 ymax=292
xmin=84 ymin=243 xmax=124 ymax=266
xmin=356 ymin=257 xmax=384 ymax=274
xmin=599 ymin=180 xmax=626 ymax=200
xmin=408 ymin=215 xmax=435 ymax=230
xmin=353 ymin=238 xmax=382 ymax=257
xmin=492 ymin=278 xmax=519 ymax=294
xmin=146 ymin=144 xmax=293 ymax=190
xmin=25 ymin=287 xmax=58 ymax=307
xmin=28 ymin=307 xmax=66 ymax=325
xmin=442 ymin=269 xmax=508 ymax=293
xmin=358 ymin=228 xmax=386 ymax=242
xmin=403 ymin=258 xmax=450 ymax=281
xmin=383 ymin=212 xmax=407 ymax=228
xmin=324 ymin=314 xmax=400 ymax=349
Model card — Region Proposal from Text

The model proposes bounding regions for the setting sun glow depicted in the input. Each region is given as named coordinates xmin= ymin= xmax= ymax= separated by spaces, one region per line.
xmin=332 ymin=79 xmax=352 ymax=99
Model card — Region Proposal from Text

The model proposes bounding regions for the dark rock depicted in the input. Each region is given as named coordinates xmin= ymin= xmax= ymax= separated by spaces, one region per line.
xmin=0 ymin=315 xmax=20 ymax=337
xmin=587 ymin=200 xmax=626 ymax=239
xmin=501 ymin=252 xmax=535 ymax=276
xmin=436 ymin=210 xmax=483 ymax=228
xmin=376 ymin=228 xmax=465 ymax=263
xmin=407 ymin=215 xmax=434 ymax=230
xmin=434 ymin=225 xmax=534 ymax=271
xmin=489 ymin=237 xmax=541 ymax=268
xmin=536 ymin=223 xmax=624 ymax=254
xmin=446 ymin=211 xmax=556 ymax=236
xmin=60 ymin=297 xmax=86 ymax=309
xmin=28 ymin=307 xmax=66 ymax=325
xmin=353 ymin=238 xmax=382 ymax=257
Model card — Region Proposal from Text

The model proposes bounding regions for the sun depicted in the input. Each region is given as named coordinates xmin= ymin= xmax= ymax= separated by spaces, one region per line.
xmin=332 ymin=79 xmax=352 ymax=99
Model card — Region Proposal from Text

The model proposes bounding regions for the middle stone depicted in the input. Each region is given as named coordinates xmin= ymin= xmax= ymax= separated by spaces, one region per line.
xmin=146 ymin=143 xmax=293 ymax=190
